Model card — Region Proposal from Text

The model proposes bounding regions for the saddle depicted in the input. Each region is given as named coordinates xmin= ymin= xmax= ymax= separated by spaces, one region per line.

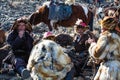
xmin=48 ymin=2 xmax=72 ymax=21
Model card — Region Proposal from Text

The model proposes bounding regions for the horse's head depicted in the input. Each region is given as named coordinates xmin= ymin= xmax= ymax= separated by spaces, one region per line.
xmin=28 ymin=5 xmax=48 ymax=25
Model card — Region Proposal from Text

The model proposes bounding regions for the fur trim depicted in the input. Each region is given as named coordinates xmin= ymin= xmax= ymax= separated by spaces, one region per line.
xmin=89 ymin=31 xmax=120 ymax=60
xmin=94 ymin=61 xmax=120 ymax=80
xmin=89 ymin=34 xmax=108 ymax=59
xmin=11 ymin=19 xmax=32 ymax=32
xmin=101 ymin=17 xmax=117 ymax=30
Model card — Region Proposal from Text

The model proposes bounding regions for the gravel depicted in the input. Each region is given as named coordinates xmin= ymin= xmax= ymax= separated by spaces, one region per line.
xmin=0 ymin=0 xmax=44 ymax=31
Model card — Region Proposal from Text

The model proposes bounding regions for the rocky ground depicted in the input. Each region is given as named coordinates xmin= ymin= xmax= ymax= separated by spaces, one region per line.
xmin=0 ymin=0 xmax=50 ymax=35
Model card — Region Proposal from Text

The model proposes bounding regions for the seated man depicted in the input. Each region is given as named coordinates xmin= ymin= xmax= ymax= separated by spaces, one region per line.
xmin=65 ymin=19 xmax=96 ymax=80
xmin=3 ymin=18 xmax=33 ymax=79
xmin=73 ymin=19 xmax=90 ymax=57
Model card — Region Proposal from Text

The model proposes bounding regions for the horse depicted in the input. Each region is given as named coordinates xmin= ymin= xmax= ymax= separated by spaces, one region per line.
xmin=28 ymin=1 xmax=93 ymax=31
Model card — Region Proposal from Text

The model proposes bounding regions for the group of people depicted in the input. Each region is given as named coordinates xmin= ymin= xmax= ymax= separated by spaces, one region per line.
xmin=2 ymin=16 xmax=120 ymax=80
xmin=1 ymin=16 xmax=92 ymax=79
xmin=0 ymin=0 xmax=120 ymax=80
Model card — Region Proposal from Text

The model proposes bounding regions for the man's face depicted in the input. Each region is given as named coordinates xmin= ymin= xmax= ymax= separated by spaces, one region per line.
xmin=76 ymin=28 xmax=84 ymax=35
xmin=18 ymin=22 xmax=26 ymax=31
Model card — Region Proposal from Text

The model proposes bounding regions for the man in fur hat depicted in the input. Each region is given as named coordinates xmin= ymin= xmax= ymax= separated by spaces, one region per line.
xmin=73 ymin=19 xmax=92 ymax=55
xmin=64 ymin=19 xmax=96 ymax=80
xmin=3 ymin=18 xmax=34 ymax=79
xmin=88 ymin=16 xmax=120 ymax=80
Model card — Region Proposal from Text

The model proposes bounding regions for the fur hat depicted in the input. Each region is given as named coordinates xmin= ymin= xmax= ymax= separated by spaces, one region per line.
xmin=74 ymin=19 xmax=89 ymax=34
xmin=101 ymin=17 xmax=118 ymax=30
xmin=75 ymin=19 xmax=88 ymax=28
xmin=11 ymin=17 xmax=32 ymax=32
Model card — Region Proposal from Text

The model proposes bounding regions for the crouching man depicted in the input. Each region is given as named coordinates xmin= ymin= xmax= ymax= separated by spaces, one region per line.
xmin=88 ymin=17 xmax=120 ymax=80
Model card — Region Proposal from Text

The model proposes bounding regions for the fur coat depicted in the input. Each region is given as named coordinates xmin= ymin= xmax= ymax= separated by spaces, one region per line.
xmin=27 ymin=40 xmax=73 ymax=80
xmin=89 ymin=31 xmax=120 ymax=80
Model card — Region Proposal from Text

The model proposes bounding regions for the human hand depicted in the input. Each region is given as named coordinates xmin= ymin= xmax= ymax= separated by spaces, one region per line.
xmin=87 ymin=38 xmax=95 ymax=44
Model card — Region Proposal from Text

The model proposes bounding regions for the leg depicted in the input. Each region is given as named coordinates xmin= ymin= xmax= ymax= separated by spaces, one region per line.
xmin=14 ymin=57 xmax=30 ymax=79
xmin=64 ymin=66 xmax=76 ymax=80
xmin=3 ymin=52 xmax=30 ymax=79
xmin=50 ymin=20 xmax=58 ymax=29
xmin=48 ymin=22 xmax=53 ymax=31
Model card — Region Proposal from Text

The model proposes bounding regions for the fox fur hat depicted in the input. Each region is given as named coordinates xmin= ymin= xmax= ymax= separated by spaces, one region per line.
xmin=101 ymin=16 xmax=118 ymax=30
xmin=11 ymin=17 xmax=32 ymax=32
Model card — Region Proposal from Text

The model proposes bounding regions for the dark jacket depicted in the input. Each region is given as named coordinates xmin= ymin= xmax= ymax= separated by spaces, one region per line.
xmin=7 ymin=30 xmax=34 ymax=56
xmin=73 ymin=33 xmax=90 ymax=53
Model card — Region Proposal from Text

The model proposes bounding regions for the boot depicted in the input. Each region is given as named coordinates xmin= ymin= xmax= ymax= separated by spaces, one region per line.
xmin=17 ymin=66 xmax=30 ymax=79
